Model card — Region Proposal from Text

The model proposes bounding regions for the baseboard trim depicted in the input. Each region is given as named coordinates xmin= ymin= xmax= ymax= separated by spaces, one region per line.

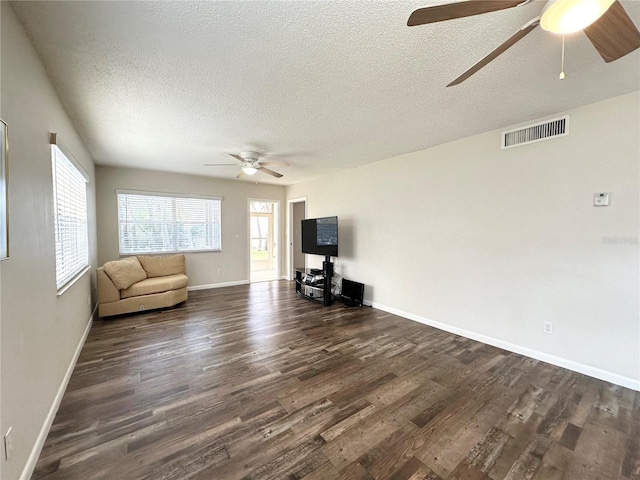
xmin=368 ymin=300 xmax=640 ymax=392
xmin=188 ymin=280 xmax=250 ymax=291
xmin=20 ymin=304 xmax=97 ymax=480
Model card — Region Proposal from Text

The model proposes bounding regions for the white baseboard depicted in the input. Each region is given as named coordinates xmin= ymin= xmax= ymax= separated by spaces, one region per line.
xmin=20 ymin=304 xmax=97 ymax=480
xmin=368 ymin=300 xmax=640 ymax=392
xmin=188 ymin=280 xmax=250 ymax=291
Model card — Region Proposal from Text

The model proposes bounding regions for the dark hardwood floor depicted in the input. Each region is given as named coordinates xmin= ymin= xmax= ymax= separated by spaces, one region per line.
xmin=33 ymin=281 xmax=639 ymax=480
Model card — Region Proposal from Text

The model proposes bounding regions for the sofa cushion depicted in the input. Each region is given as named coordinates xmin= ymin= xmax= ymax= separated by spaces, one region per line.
xmin=120 ymin=274 xmax=188 ymax=299
xmin=103 ymin=257 xmax=147 ymax=290
xmin=138 ymin=254 xmax=186 ymax=278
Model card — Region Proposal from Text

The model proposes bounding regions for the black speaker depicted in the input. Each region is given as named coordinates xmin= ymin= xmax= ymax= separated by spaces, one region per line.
xmin=341 ymin=279 xmax=364 ymax=307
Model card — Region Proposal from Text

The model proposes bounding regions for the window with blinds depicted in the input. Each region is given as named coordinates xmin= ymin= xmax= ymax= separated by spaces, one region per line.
xmin=117 ymin=191 xmax=221 ymax=254
xmin=52 ymin=145 xmax=89 ymax=290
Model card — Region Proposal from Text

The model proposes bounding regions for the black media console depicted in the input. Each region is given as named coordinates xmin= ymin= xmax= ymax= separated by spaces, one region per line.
xmin=294 ymin=256 xmax=334 ymax=306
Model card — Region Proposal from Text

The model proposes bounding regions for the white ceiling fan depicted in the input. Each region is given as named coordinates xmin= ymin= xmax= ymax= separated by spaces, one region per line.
xmin=407 ymin=0 xmax=640 ymax=86
xmin=204 ymin=151 xmax=289 ymax=179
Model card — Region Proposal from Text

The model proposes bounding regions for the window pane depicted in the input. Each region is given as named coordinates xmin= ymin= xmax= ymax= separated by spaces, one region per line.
xmin=118 ymin=192 xmax=221 ymax=254
xmin=249 ymin=201 xmax=273 ymax=213
xmin=52 ymin=145 xmax=89 ymax=290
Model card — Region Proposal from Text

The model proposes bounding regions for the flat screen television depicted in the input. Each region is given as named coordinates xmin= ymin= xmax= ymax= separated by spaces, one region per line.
xmin=301 ymin=216 xmax=338 ymax=257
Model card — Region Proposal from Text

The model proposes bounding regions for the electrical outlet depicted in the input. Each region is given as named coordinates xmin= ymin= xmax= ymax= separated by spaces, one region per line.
xmin=139 ymin=305 xmax=145 ymax=311
xmin=4 ymin=427 xmax=13 ymax=461
xmin=87 ymin=295 xmax=91 ymax=306
xmin=217 ymin=269 xmax=222 ymax=275
xmin=543 ymin=321 xmax=553 ymax=335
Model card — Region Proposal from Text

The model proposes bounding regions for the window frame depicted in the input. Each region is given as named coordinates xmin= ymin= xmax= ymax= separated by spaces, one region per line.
xmin=51 ymin=138 xmax=90 ymax=293
xmin=116 ymin=189 xmax=222 ymax=255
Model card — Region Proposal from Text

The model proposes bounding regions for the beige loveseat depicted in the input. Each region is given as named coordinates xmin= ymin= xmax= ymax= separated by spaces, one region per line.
xmin=97 ymin=254 xmax=188 ymax=317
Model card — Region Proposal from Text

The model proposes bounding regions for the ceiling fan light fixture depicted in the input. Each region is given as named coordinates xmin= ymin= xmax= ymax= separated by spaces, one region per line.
xmin=242 ymin=166 xmax=257 ymax=175
xmin=541 ymin=0 xmax=616 ymax=34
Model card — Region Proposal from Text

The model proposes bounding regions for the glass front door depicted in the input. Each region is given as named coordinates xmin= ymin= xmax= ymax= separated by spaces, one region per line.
xmin=250 ymin=201 xmax=278 ymax=282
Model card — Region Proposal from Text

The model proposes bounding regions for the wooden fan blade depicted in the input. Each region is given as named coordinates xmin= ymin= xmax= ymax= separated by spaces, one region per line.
xmin=229 ymin=154 xmax=245 ymax=163
xmin=203 ymin=163 xmax=239 ymax=166
xmin=447 ymin=18 xmax=539 ymax=86
xmin=236 ymin=171 xmax=245 ymax=179
xmin=584 ymin=1 xmax=640 ymax=63
xmin=258 ymin=166 xmax=283 ymax=178
xmin=260 ymin=160 xmax=289 ymax=167
xmin=408 ymin=0 xmax=526 ymax=26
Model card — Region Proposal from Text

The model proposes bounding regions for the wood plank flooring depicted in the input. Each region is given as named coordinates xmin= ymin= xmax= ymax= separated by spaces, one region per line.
xmin=32 ymin=281 xmax=639 ymax=479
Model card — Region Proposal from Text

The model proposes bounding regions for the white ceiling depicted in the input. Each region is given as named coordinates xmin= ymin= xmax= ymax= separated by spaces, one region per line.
xmin=11 ymin=0 xmax=640 ymax=185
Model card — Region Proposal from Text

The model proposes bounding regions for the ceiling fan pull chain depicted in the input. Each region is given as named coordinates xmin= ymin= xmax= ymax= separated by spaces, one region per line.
xmin=559 ymin=35 xmax=566 ymax=80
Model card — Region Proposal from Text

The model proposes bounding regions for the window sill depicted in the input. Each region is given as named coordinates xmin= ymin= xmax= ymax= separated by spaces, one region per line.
xmin=57 ymin=266 xmax=90 ymax=296
xmin=119 ymin=249 xmax=222 ymax=256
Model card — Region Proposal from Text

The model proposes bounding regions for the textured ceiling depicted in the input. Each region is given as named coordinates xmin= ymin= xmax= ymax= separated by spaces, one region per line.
xmin=11 ymin=0 xmax=640 ymax=185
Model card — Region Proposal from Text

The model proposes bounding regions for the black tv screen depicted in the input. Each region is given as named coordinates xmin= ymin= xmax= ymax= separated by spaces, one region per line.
xmin=301 ymin=216 xmax=338 ymax=257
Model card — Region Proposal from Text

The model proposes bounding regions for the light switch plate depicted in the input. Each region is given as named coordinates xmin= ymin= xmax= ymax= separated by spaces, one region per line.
xmin=594 ymin=192 xmax=609 ymax=206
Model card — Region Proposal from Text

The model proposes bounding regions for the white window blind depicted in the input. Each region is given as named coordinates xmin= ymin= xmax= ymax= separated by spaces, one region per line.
xmin=117 ymin=191 xmax=221 ymax=254
xmin=52 ymin=145 xmax=89 ymax=290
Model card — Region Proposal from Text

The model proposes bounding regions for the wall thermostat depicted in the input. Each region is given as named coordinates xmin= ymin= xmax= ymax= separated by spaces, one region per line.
xmin=594 ymin=192 xmax=609 ymax=206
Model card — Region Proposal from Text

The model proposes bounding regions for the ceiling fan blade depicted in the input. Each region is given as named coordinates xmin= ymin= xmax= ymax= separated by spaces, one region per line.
xmin=583 ymin=1 xmax=640 ymax=63
xmin=203 ymin=163 xmax=239 ymax=166
xmin=236 ymin=171 xmax=246 ymax=179
xmin=258 ymin=166 xmax=283 ymax=178
xmin=229 ymin=154 xmax=245 ymax=163
xmin=407 ymin=0 xmax=526 ymax=26
xmin=260 ymin=160 xmax=289 ymax=167
xmin=447 ymin=18 xmax=539 ymax=87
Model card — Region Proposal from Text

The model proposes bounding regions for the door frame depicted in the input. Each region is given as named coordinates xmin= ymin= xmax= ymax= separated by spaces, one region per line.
xmin=248 ymin=198 xmax=281 ymax=282
xmin=287 ymin=197 xmax=307 ymax=280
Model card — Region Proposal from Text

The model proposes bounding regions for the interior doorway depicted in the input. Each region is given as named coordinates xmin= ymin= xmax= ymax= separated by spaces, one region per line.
xmin=249 ymin=200 xmax=279 ymax=283
xmin=288 ymin=197 xmax=306 ymax=280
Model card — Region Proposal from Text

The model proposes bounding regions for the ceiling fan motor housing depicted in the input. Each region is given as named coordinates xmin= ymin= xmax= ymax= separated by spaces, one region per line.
xmin=240 ymin=151 xmax=260 ymax=163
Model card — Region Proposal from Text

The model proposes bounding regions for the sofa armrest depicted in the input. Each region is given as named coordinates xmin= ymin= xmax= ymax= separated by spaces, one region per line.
xmin=97 ymin=267 xmax=121 ymax=303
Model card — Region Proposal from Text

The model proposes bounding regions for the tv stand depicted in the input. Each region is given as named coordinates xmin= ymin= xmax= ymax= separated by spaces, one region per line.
xmin=322 ymin=256 xmax=333 ymax=306
xmin=294 ymin=257 xmax=334 ymax=306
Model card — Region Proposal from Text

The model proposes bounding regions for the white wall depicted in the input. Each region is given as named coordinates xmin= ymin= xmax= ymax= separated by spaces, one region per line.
xmin=0 ymin=1 xmax=3 ymax=474
xmin=287 ymin=92 xmax=640 ymax=389
xmin=0 ymin=4 xmax=98 ymax=479
xmin=96 ymin=165 xmax=287 ymax=287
